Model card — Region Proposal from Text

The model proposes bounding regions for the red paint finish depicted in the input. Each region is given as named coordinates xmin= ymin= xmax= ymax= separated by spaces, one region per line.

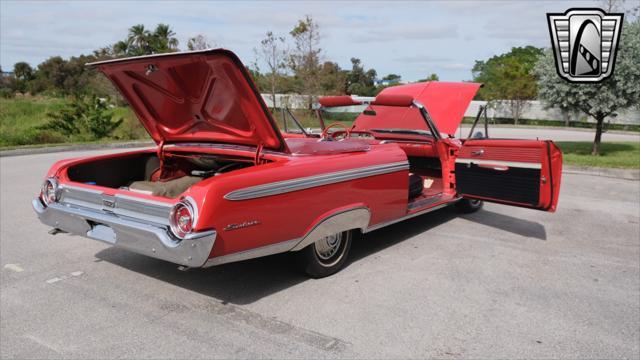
xmin=92 ymin=50 xmax=287 ymax=152
xmin=179 ymin=144 xmax=409 ymax=257
xmin=353 ymin=82 xmax=481 ymax=135
xmin=285 ymin=137 xmax=371 ymax=155
xmin=35 ymin=50 xmax=563 ymax=268
xmin=456 ymin=139 xmax=563 ymax=212
xmin=459 ymin=139 xmax=544 ymax=163
xmin=371 ymin=94 xmax=414 ymax=107
xmin=395 ymin=142 xmax=438 ymax=158
xmin=318 ymin=96 xmax=362 ymax=107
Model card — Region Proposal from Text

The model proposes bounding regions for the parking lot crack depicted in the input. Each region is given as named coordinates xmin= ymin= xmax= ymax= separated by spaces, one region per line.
xmin=199 ymin=299 xmax=349 ymax=353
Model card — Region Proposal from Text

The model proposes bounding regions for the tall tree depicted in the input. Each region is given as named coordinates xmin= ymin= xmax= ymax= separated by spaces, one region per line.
xmin=111 ymin=41 xmax=130 ymax=57
xmin=30 ymin=56 xmax=67 ymax=94
xmin=289 ymin=15 xmax=322 ymax=107
xmin=112 ymin=24 xmax=179 ymax=57
xmin=382 ymin=74 xmax=402 ymax=84
xmin=472 ymin=46 xmax=543 ymax=124
xmin=318 ymin=61 xmax=347 ymax=95
xmin=128 ymin=24 xmax=151 ymax=55
xmin=346 ymin=58 xmax=377 ymax=96
xmin=417 ymin=73 xmax=439 ymax=82
xmin=256 ymin=31 xmax=288 ymax=108
xmin=534 ymin=19 xmax=640 ymax=155
xmin=12 ymin=62 xmax=34 ymax=93
xmin=13 ymin=62 xmax=34 ymax=81
xmin=151 ymin=24 xmax=179 ymax=53
xmin=187 ymin=34 xmax=214 ymax=51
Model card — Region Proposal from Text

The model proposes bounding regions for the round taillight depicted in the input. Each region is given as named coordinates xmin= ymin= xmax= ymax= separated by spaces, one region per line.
xmin=41 ymin=178 xmax=59 ymax=206
xmin=170 ymin=201 xmax=195 ymax=239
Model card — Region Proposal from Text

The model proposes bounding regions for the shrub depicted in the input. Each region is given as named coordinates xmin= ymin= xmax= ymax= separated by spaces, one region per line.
xmin=39 ymin=95 xmax=123 ymax=140
xmin=0 ymin=88 xmax=14 ymax=99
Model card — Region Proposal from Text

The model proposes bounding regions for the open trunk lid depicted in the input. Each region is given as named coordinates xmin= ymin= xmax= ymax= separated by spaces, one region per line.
xmin=88 ymin=49 xmax=288 ymax=152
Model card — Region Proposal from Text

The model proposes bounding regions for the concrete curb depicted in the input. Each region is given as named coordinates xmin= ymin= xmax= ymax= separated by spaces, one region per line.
xmin=563 ymin=165 xmax=640 ymax=181
xmin=0 ymin=141 xmax=155 ymax=157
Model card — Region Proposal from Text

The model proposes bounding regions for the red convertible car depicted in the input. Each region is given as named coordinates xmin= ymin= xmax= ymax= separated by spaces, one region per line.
xmin=33 ymin=49 xmax=563 ymax=278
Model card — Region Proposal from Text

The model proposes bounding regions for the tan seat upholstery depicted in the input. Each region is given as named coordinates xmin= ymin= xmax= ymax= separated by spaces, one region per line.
xmin=129 ymin=176 xmax=201 ymax=198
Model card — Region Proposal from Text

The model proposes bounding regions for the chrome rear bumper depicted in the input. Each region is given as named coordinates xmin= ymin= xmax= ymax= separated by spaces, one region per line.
xmin=32 ymin=198 xmax=216 ymax=267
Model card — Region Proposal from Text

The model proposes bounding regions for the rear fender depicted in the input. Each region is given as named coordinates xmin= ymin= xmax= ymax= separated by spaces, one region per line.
xmin=290 ymin=204 xmax=370 ymax=251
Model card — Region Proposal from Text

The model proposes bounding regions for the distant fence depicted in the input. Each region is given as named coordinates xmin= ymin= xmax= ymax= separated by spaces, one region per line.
xmin=260 ymin=94 xmax=640 ymax=125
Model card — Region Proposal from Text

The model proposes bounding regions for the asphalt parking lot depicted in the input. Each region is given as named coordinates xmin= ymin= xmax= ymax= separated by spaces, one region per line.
xmin=1 ymin=148 xmax=639 ymax=359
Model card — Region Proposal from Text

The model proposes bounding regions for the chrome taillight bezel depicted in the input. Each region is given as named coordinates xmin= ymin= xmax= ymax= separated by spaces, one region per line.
xmin=40 ymin=178 xmax=60 ymax=206
xmin=169 ymin=197 xmax=198 ymax=239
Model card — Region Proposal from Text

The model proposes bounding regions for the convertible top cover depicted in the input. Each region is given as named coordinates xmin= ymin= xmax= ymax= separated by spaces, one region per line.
xmin=353 ymin=81 xmax=481 ymax=136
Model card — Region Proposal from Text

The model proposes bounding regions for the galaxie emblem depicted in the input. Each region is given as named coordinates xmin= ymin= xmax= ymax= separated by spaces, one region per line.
xmin=224 ymin=220 xmax=260 ymax=232
xmin=547 ymin=8 xmax=623 ymax=82
xmin=102 ymin=199 xmax=115 ymax=208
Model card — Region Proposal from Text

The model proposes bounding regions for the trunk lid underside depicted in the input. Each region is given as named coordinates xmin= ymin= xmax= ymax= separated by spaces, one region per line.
xmin=89 ymin=49 xmax=287 ymax=152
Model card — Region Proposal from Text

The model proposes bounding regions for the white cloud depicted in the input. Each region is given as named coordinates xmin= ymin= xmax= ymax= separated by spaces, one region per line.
xmin=436 ymin=63 xmax=470 ymax=71
xmin=350 ymin=24 xmax=459 ymax=43
xmin=0 ymin=0 xmax=601 ymax=81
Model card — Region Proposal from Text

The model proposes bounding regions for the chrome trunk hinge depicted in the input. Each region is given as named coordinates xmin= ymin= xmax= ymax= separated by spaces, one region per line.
xmin=254 ymin=143 xmax=264 ymax=165
xmin=157 ymin=140 xmax=165 ymax=179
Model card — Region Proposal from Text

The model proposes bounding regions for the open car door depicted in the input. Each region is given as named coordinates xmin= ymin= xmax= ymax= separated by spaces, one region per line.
xmin=455 ymin=139 xmax=563 ymax=212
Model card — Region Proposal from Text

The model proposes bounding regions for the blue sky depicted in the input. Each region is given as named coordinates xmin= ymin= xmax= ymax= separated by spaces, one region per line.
xmin=1 ymin=0 xmax=599 ymax=81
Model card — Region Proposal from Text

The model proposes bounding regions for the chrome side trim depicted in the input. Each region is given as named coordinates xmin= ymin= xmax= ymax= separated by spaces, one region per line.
xmin=364 ymin=201 xmax=456 ymax=233
xmin=407 ymin=194 xmax=444 ymax=210
xmin=203 ymin=206 xmax=371 ymax=267
xmin=290 ymin=207 xmax=371 ymax=251
xmin=203 ymin=239 xmax=299 ymax=267
xmin=455 ymin=158 xmax=542 ymax=169
xmin=33 ymin=199 xmax=216 ymax=267
xmin=224 ymin=161 xmax=409 ymax=201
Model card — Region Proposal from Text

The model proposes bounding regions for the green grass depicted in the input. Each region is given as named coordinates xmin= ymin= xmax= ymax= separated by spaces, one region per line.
xmin=1 ymin=98 xmax=638 ymax=170
xmin=461 ymin=116 xmax=640 ymax=132
xmin=556 ymin=141 xmax=640 ymax=169
xmin=0 ymin=97 xmax=148 ymax=147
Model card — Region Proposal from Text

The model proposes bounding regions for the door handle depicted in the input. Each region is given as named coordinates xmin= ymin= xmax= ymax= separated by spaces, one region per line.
xmin=477 ymin=163 xmax=509 ymax=171
xmin=471 ymin=149 xmax=484 ymax=156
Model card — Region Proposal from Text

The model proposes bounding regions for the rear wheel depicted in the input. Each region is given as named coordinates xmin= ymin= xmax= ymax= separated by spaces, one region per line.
xmin=297 ymin=230 xmax=353 ymax=278
xmin=455 ymin=198 xmax=484 ymax=213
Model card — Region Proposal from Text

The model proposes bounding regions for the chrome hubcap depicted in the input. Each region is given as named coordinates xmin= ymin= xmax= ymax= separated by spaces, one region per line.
xmin=315 ymin=232 xmax=343 ymax=260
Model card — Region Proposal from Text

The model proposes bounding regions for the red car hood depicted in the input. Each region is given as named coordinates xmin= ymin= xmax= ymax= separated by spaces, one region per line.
xmin=354 ymin=81 xmax=481 ymax=136
xmin=89 ymin=49 xmax=287 ymax=151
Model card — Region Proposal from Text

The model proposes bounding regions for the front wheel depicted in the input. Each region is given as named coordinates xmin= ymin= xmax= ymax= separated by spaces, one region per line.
xmin=455 ymin=198 xmax=484 ymax=213
xmin=296 ymin=230 xmax=354 ymax=278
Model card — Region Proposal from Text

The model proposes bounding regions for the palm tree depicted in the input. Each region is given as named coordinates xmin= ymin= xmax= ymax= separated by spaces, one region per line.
xmin=127 ymin=24 xmax=151 ymax=55
xmin=152 ymin=24 xmax=179 ymax=53
xmin=112 ymin=41 xmax=130 ymax=57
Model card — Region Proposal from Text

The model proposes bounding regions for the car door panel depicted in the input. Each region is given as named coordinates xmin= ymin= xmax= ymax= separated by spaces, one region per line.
xmin=455 ymin=139 xmax=562 ymax=211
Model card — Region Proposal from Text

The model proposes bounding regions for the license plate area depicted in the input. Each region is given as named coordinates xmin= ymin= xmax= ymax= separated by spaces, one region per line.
xmin=86 ymin=222 xmax=117 ymax=244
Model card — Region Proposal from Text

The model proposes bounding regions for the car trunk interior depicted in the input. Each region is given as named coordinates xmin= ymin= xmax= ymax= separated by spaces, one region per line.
xmin=66 ymin=152 xmax=259 ymax=198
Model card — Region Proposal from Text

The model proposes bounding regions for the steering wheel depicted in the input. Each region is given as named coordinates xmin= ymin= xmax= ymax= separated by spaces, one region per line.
xmin=321 ymin=122 xmax=351 ymax=141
